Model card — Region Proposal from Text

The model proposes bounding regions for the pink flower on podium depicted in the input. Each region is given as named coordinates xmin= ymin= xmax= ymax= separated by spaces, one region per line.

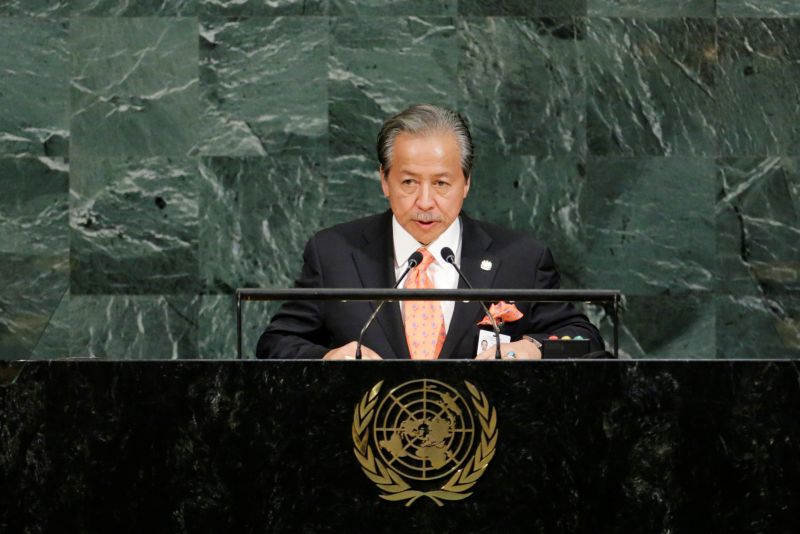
xmin=477 ymin=301 xmax=523 ymax=326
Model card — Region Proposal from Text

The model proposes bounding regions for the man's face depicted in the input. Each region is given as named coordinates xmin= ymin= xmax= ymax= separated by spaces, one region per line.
xmin=381 ymin=131 xmax=470 ymax=245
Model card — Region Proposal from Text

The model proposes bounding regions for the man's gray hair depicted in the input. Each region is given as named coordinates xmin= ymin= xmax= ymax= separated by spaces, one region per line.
xmin=376 ymin=103 xmax=474 ymax=179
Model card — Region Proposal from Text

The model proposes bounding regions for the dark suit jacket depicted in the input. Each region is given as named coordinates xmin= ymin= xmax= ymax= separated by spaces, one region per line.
xmin=256 ymin=211 xmax=604 ymax=359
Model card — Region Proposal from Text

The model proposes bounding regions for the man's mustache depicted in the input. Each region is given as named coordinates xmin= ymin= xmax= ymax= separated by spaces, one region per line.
xmin=414 ymin=213 xmax=443 ymax=223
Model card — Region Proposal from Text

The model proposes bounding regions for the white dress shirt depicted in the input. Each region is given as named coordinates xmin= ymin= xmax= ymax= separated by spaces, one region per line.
xmin=392 ymin=216 xmax=462 ymax=333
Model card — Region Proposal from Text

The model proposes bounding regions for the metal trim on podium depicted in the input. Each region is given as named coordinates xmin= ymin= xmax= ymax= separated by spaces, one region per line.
xmin=235 ymin=288 xmax=621 ymax=359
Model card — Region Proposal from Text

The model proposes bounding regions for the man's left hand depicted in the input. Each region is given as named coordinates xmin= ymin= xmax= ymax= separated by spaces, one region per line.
xmin=475 ymin=338 xmax=542 ymax=360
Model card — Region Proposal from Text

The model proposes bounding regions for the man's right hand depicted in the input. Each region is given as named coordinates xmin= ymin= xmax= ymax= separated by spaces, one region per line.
xmin=323 ymin=341 xmax=382 ymax=360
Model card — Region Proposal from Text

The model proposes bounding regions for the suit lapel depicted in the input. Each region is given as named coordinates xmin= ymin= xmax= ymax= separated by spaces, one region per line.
xmin=351 ymin=211 xmax=410 ymax=360
xmin=438 ymin=214 xmax=500 ymax=359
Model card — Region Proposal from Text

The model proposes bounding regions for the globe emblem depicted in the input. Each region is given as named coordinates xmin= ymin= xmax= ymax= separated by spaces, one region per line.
xmin=372 ymin=379 xmax=475 ymax=481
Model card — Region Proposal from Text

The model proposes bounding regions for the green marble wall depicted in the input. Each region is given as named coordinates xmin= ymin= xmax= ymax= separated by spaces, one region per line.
xmin=1 ymin=1 xmax=798 ymax=359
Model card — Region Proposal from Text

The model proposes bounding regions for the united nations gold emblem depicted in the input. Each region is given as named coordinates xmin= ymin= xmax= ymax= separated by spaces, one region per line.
xmin=352 ymin=379 xmax=498 ymax=506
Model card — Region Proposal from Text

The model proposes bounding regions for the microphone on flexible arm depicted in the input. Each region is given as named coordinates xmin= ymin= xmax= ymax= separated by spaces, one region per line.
xmin=440 ymin=246 xmax=502 ymax=360
xmin=355 ymin=250 xmax=424 ymax=359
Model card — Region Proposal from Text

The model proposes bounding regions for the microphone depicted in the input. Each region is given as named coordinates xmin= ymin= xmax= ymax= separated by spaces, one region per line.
xmin=440 ymin=247 xmax=502 ymax=360
xmin=355 ymin=250 xmax=424 ymax=359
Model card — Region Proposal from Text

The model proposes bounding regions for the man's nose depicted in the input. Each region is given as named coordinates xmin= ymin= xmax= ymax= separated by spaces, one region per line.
xmin=416 ymin=182 xmax=435 ymax=209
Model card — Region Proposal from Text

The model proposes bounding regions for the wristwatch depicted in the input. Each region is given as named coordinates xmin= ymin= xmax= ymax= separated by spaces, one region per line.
xmin=522 ymin=335 xmax=542 ymax=348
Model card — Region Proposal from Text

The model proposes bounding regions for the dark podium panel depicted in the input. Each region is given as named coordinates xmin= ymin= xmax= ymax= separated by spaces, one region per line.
xmin=2 ymin=360 xmax=799 ymax=532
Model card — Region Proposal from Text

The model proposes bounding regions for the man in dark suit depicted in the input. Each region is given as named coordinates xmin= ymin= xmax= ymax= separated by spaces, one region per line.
xmin=257 ymin=104 xmax=603 ymax=360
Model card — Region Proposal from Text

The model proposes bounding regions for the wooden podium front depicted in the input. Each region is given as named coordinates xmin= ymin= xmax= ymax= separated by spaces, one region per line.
xmin=1 ymin=360 xmax=798 ymax=532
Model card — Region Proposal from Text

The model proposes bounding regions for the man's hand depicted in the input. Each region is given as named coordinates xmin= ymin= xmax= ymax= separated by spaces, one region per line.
xmin=323 ymin=341 xmax=383 ymax=360
xmin=475 ymin=338 xmax=542 ymax=360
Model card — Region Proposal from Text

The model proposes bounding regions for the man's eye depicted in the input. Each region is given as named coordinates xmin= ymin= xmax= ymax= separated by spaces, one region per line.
xmin=435 ymin=181 xmax=450 ymax=188
xmin=402 ymin=179 xmax=416 ymax=186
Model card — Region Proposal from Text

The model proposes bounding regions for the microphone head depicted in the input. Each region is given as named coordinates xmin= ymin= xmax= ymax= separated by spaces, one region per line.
xmin=440 ymin=246 xmax=456 ymax=264
xmin=407 ymin=250 xmax=424 ymax=268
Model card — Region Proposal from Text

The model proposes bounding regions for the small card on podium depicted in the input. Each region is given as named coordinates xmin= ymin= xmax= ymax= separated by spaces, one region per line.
xmin=476 ymin=328 xmax=510 ymax=357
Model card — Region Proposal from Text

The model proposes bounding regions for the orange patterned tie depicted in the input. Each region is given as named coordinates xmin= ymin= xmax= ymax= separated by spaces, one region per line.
xmin=403 ymin=248 xmax=446 ymax=360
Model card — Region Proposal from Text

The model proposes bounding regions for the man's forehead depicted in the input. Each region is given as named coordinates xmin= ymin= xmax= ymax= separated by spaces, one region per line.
xmin=394 ymin=130 xmax=459 ymax=149
xmin=394 ymin=163 xmax=456 ymax=176
xmin=390 ymin=132 xmax=463 ymax=175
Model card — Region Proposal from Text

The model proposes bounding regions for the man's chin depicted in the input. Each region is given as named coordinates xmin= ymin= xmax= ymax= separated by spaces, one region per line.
xmin=408 ymin=221 xmax=443 ymax=245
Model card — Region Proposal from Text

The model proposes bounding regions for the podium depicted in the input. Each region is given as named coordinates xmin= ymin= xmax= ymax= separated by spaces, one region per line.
xmin=1 ymin=360 xmax=798 ymax=532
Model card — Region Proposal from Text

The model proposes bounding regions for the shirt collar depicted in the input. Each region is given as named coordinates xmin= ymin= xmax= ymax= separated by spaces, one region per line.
xmin=392 ymin=215 xmax=462 ymax=268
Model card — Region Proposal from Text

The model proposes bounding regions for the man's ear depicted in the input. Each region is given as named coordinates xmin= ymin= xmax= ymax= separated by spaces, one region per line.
xmin=380 ymin=166 xmax=389 ymax=197
xmin=463 ymin=174 xmax=471 ymax=198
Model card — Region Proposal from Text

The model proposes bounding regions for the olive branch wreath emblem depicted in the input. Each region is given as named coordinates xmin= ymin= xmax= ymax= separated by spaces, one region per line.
xmin=351 ymin=380 xmax=498 ymax=506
